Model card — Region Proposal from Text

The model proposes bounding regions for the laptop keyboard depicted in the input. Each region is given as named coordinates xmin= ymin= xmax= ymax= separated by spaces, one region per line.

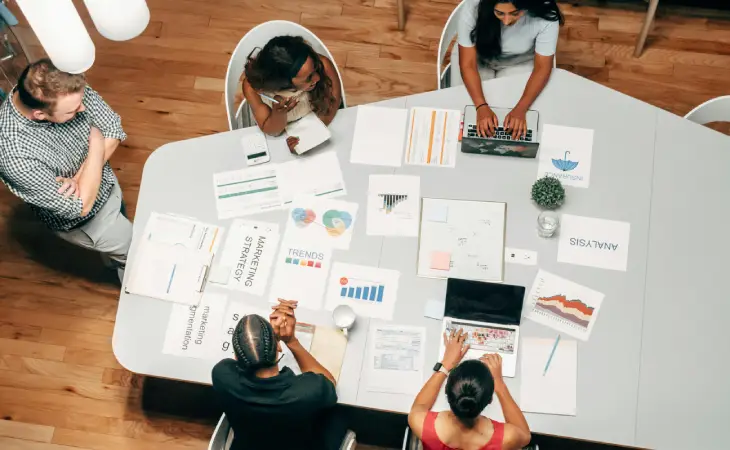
xmin=466 ymin=125 xmax=533 ymax=142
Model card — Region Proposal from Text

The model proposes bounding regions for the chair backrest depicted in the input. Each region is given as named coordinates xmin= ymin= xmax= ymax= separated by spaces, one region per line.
xmin=684 ymin=96 xmax=730 ymax=126
xmin=224 ymin=20 xmax=347 ymax=131
xmin=208 ymin=414 xmax=232 ymax=450
xmin=437 ymin=1 xmax=467 ymax=89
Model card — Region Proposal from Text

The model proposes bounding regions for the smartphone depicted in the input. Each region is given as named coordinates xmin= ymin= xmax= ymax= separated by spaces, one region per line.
xmin=241 ymin=133 xmax=270 ymax=166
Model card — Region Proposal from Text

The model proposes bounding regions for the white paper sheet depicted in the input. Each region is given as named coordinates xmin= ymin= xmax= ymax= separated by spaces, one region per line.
xmin=143 ymin=212 xmax=223 ymax=253
xmin=324 ymin=263 xmax=400 ymax=320
xmin=404 ymin=107 xmax=460 ymax=167
xmin=557 ymin=214 xmax=631 ymax=272
xmin=536 ymin=125 xmax=595 ymax=188
xmin=350 ymin=106 xmax=408 ymax=167
xmin=213 ymin=165 xmax=282 ymax=219
xmin=525 ymin=269 xmax=605 ymax=341
xmin=366 ymin=175 xmax=421 ymax=237
xmin=125 ymin=240 xmax=213 ymax=305
xmin=439 ymin=317 xmax=520 ymax=378
xmin=418 ymin=198 xmax=506 ymax=282
xmin=284 ymin=196 xmax=359 ymax=250
xmin=269 ymin=237 xmax=332 ymax=310
xmin=519 ymin=337 xmax=577 ymax=416
xmin=286 ymin=112 xmax=331 ymax=155
xmin=423 ymin=299 xmax=445 ymax=320
xmin=277 ymin=151 xmax=347 ymax=206
xmin=216 ymin=300 xmax=271 ymax=361
xmin=163 ymin=292 xmax=227 ymax=359
xmin=365 ymin=324 xmax=426 ymax=395
xmin=208 ymin=220 xmax=280 ymax=296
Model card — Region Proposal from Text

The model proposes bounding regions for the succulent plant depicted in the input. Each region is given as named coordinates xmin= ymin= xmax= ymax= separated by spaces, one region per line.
xmin=531 ymin=176 xmax=565 ymax=210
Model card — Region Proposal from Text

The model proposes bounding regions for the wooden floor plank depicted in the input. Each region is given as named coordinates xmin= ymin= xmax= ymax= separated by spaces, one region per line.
xmin=0 ymin=436 xmax=88 ymax=450
xmin=0 ymin=420 xmax=54 ymax=443
xmin=0 ymin=356 xmax=104 ymax=382
xmin=52 ymin=428 xmax=207 ymax=450
xmin=63 ymin=348 xmax=124 ymax=371
xmin=0 ymin=339 xmax=65 ymax=362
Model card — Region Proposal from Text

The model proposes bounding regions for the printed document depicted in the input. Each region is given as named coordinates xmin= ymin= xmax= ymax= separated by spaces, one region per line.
xmin=536 ymin=125 xmax=595 ymax=188
xmin=404 ymin=107 xmax=460 ymax=167
xmin=365 ymin=324 xmax=426 ymax=395
xmin=557 ymin=214 xmax=631 ymax=272
xmin=143 ymin=212 xmax=222 ymax=253
xmin=350 ymin=106 xmax=408 ymax=167
xmin=366 ymin=175 xmax=420 ymax=236
xmin=277 ymin=151 xmax=347 ymax=206
xmin=162 ymin=292 xmax=227 ymax=359
xmin=213 ymin=165 xmax=282 ymax=219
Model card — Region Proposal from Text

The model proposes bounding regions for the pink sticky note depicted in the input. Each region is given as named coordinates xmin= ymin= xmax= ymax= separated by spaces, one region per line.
xmin=430 ymin=251 xmax=451 ymax=271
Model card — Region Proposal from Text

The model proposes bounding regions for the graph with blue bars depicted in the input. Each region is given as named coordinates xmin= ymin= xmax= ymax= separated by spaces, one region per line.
xmin=339 ymin=277 xmax=384 ymax=303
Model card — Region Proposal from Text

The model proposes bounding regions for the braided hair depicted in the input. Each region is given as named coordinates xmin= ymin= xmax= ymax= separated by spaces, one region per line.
xmin=231 ymin=314 xmax=278 ymax=372
xmin=446 ymin=360 xmax=495 ymax=428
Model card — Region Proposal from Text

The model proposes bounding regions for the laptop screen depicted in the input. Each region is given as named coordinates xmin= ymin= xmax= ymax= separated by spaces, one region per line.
xmin=445 ymin=278 xmax=525 ymax=326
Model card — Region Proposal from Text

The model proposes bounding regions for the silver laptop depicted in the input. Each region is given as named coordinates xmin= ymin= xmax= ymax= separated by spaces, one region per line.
xmin=462 ymin=105 xmax=540 ymax=158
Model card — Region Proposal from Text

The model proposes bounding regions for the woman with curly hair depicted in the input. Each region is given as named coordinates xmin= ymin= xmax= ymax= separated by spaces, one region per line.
xmin=242 ymin=36 xmax=342 ymax=152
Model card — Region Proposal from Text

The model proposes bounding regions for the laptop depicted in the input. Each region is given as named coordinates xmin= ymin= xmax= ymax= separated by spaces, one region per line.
xmin=438 ymin=278 xmax=526 ymax=377
xmin=461 ymin=105 xmax=540 ymax=158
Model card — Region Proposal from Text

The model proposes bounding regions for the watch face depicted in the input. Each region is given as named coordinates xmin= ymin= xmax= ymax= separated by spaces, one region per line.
xmin=433 ymin=362 xmax=443 ymax=372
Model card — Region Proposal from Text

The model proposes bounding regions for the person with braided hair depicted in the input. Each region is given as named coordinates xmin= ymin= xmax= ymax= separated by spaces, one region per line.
xmin=212 ymin=299 xmax=355 ymax=450
xmin=407 ymin=328 xmax=532 ymax=450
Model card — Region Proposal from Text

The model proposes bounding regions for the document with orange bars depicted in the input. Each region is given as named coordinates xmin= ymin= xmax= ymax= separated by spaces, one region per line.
xmin=404 ymin=107 xmax=460 ymax=168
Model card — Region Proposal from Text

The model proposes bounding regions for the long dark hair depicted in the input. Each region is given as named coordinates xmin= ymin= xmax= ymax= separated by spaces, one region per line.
xmin=446 ymin=360 xmax=494 ymax=428
xmin=231 ymin=314 xmax=278 ymax=372
xmin=470 ymin=0 xmax=564 ymax=61
xmin=245 ymin=35 xmax=336 ymax=115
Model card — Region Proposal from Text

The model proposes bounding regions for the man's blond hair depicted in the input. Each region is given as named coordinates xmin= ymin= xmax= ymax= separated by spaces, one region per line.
xmin=17 ymin=58 xmax=86 ymax=112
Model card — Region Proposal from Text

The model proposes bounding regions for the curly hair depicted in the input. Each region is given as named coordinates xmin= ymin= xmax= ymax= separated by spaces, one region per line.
xmin=16 ymin=58 xmax=86 ymax=112
xmin=244 ymin=35 xmax=336 ymax=116
xmin=231 ymin=314 xmax=278 ymax=372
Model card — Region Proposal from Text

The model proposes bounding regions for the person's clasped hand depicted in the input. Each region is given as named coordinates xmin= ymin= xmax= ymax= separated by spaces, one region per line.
xmin=442 ymin=328 xmax=471 ymax=371
xmin=270 ymin=298 xmax=298 ymax=344
xmin=504 ymin=107 xmax=528 ymax=140
xmin=476 ymin=105 xmax=499 ymax=137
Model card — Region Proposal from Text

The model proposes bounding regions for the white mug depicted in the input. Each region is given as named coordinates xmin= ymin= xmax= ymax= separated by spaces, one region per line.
xmin=332 ymin=305 xmax=356 ymax=338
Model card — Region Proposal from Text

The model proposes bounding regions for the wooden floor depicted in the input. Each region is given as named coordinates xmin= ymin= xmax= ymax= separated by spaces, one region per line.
xmin=0 ymin=1 xmax=728 ymax=448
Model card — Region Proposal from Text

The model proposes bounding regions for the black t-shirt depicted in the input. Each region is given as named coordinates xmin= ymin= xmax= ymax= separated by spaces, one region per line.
xmin=211 ymin=359 xmax=338 ymax=450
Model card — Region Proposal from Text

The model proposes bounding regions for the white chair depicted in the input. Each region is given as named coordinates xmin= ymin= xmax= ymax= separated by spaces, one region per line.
xmin=207 ymin=414 xmax=233 ymax=450
xmin=684 ymin=96 xmax=730 ymax=126
xmin=436 ymin=2 xmax=556 ymax=90
xmin=437 ymin=0 xmax=467 ymax=90
xmin=224 ymin=20 xmax=347 ymax=131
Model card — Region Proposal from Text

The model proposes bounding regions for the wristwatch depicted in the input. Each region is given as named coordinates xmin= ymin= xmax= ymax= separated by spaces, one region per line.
xmin=433 ymin=362 xmax=450 ymax=376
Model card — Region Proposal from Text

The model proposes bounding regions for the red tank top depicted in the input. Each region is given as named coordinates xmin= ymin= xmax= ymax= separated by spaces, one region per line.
xmin=421 ymin=411 xmax=504 ymax=450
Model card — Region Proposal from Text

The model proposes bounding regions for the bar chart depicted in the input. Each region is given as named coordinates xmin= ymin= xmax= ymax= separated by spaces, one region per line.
xmin=339 ymin=277 xmax=384 ymax=303
xmin=377 ymin=194 xmax=408 ymax=214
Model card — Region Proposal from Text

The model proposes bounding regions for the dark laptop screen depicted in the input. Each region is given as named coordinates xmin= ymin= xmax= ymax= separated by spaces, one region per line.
xmin=444 ymin=278 xmax=525 ymax=326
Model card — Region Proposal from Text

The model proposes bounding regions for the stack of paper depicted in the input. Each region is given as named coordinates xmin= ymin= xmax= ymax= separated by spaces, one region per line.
xmin=350 ymin=106 xmax=408 ymax=167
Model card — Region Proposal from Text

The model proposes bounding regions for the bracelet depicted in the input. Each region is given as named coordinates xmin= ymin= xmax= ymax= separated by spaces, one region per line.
xmin=476 ymin=103 xmax=489 ymax=110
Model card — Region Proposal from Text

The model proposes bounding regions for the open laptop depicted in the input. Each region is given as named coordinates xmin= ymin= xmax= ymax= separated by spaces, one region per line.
xmin=438 ymin=278 xmax=526 ymax=377
xmin=461 ymin=105 xmax=540 ymax=158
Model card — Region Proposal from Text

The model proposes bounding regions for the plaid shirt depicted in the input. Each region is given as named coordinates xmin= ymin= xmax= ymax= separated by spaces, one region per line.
xmin=0 ymin=86 xmax=127 ymax=231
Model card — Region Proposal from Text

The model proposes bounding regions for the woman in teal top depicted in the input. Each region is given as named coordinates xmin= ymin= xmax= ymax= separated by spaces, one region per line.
xmin=454 ymin=0 xmax=563 ymax=140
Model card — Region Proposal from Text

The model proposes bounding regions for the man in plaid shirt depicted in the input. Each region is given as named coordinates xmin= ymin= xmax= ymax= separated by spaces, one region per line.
xmin=0 ymin=59 xmax=131 ymax=281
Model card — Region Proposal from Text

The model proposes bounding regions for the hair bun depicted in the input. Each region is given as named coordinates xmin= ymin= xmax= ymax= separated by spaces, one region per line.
xmin=455 ymin=396 xmax=479 ymax=416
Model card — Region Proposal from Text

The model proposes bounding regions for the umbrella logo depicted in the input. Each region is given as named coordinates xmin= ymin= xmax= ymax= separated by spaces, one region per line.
xmin=551 ymin=151 xmax=579 ymax=171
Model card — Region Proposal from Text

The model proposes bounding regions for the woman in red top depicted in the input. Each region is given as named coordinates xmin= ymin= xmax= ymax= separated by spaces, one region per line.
xmin=408 ymin=329 xmax=532 ymax=450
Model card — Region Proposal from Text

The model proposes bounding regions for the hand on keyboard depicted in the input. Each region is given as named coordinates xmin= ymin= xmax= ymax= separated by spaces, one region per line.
xmin=504 ymin=107 xmax=528 ymax=140
xmin=476 ymin=105 xmax=499 ymax=137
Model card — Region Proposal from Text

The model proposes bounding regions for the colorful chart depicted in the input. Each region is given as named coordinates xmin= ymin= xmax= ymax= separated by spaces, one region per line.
xmin=284 ymin=256 xmax=322 ymax=269
xmin=291 ymin=208 xmax=316 ymax=227
xmin=534 ymin=295 xmax=593 ymax=329
xmin=377 ymin=194 xmax=408 ymax=214
xmin=339 ymin=276 xmax=384 ymax=302
xmin=322 ymin=209 xmax=353 ymax=236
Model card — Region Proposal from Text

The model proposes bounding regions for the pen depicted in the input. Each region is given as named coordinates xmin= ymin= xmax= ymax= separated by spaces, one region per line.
xmin=259 ymin=93 xmax=280 ymax=104
xmin=166 ymin=264 xmax=177 ymax=294
xmin=543 ymin=334 xmax=561 ymax=376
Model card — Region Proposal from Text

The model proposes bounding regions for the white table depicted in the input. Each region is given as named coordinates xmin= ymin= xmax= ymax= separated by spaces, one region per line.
xmin=113 ymin=70 xmax=730 ymax=449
